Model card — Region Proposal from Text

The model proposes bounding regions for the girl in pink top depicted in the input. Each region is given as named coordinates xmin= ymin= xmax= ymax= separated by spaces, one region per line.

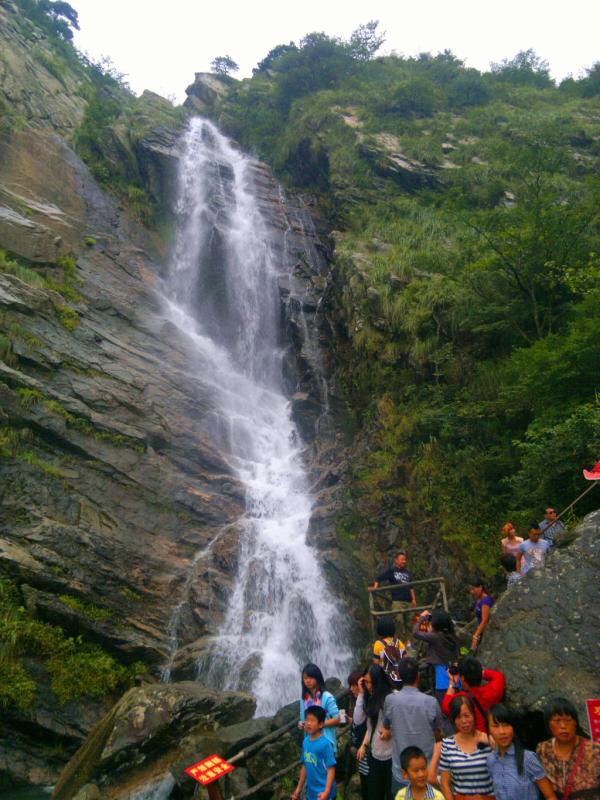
xmin=501 ymin=522 xmax=523 ymax=557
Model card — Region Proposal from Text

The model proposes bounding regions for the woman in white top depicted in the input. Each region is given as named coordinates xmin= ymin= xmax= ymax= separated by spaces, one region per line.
xmin=355 ymin=664 xmax=393 ymax=800
xmin=500 ymin=522 xmax=523 ymax=558
xmin=430 ymin=694 xmax=494 ymax=800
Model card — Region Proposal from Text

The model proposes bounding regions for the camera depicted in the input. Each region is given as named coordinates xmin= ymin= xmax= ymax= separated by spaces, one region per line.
xmin=448 ymin=663 xmax=460 ymax=676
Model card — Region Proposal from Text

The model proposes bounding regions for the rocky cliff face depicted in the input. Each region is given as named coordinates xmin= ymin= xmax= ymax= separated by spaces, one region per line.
xmin=0 ymin=4 xmax=359 ymax=791
xmin=0 ymin=0 xmax=89 ymax=133
xmin=0 ymin=120 xmax=253 ymax=785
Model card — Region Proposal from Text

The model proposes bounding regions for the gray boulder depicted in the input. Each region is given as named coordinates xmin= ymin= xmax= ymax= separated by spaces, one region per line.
xmin=245 ymin=732 xmax=297 ymax=784
xmin=216 ymin=717 xmax=272 ymax=757
xmin=73 ymin=786 xmax=101 ymax=800
xmin=0 ymin=205 xmax=63 ymax=263
xmin=479 ymin=510 xmax=600 ymax=730
xmin=184 ymin=72 xmax=230 ymax=113
xmin=52 ymin=683 xmax=256 ymax=799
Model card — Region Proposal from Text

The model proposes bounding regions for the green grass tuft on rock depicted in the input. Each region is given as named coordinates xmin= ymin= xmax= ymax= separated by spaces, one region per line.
xmin=0 ymin=578 xmax=143 ymax=710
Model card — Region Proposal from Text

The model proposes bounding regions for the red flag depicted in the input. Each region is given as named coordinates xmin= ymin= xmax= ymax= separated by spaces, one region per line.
xmin=583 ymin=460 xmax=600 ymax=481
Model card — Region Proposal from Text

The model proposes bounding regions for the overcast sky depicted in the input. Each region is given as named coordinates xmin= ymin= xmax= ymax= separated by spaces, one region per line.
xmin=72 ymin=0 xmax=599 ymax=102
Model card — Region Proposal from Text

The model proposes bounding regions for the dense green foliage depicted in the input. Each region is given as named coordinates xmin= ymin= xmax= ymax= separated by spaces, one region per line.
xmin=14 ymin=0 xmax=79 ymax=40
xmin=215 ymin=32 xmax=600 ymax=572
xmin=0 ymin=579 xmax=142 ymax=709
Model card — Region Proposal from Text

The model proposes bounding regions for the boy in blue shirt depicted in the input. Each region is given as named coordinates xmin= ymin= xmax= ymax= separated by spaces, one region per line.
xmin=292 ymin=705 xmax=336 ymax=800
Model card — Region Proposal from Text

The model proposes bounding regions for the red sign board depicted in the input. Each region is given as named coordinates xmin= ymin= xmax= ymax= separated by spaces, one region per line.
xmin=185 ymin=754 xmax=235 ymax=785
xmin=586 ymin=699 xmax=600 ymax=742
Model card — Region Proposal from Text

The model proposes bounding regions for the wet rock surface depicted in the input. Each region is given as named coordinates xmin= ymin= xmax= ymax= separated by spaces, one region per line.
xmin=479 ymin=510 xmax=600 ymax=729
xmin=0 ymin=128 xmax=247 ymax=655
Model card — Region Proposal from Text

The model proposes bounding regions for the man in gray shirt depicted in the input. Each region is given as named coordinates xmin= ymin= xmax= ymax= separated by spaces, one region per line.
xmin=382 ymin=657 xmax=442 ymax=795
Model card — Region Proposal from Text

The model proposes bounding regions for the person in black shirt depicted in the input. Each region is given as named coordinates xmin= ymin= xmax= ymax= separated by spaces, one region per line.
xmin=369 ymin=551 xmax=416 ymax=641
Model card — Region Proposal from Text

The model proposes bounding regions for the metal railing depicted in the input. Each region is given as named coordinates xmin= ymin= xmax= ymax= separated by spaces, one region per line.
xmin=190 ymin=688 xmax=350 ymax=800
xmin=368 ymin=576 xmax=448 ymax=640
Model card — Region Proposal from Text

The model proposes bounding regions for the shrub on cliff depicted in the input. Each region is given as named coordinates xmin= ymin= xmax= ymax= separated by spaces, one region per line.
xmin=273 ymin=32 xmax=355 ymax=110
xmin=15 ymin=0 xmax=79 ymax=41
xmin=211 ymin=55 xmax=239 ymax=77
xmin=0 ymin=579 xmax=142 ymax=709
xmin=490 ymin=49 xmax=554 ymax=89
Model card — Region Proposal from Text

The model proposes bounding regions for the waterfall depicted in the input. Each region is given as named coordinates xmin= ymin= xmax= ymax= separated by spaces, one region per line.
xmin=162 ymin=118 xmax=351 ymax=715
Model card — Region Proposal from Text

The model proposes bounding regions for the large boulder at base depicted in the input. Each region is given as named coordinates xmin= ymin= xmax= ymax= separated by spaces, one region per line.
xmin=52 ymin=683 xmax=256 ymax=800
xmin=479 ymin=509 xmax=600 ymax=731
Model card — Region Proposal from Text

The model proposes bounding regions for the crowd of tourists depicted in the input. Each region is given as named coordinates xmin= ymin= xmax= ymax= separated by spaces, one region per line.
xmin=292 ymin=505 xmax=599 ymax=800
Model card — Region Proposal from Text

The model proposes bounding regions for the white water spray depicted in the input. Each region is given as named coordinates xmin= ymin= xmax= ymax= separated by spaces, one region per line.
xmin=163 ymin=118 xmax=351 ymax=715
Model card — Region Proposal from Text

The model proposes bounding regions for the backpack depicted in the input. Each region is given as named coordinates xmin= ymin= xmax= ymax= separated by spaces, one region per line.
xmin=376 ymin=638 xmax=405 ymax=684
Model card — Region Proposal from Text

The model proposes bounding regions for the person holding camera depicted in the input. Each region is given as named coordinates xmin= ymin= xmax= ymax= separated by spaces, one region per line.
xmin=412 ymin=610 xmax=459 ymax=710
xmin=355 ymin=665 xmax=394 ymax=800
xmin=441 ymin=656 xmax=505 ymax=734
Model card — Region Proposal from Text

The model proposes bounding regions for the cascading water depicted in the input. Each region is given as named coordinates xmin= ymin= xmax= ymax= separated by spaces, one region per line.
xmin=162 ymin=118 xmax=351 ymax=715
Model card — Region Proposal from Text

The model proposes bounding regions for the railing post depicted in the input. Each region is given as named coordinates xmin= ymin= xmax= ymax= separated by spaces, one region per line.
xmin=440 ymin=578 xmax=448 ymax=612
xmin=208 ymin=784 xmax=224 ymax=800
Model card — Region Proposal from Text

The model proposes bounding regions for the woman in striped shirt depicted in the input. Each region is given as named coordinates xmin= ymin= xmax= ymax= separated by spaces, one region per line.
xmin=431 ymin=694 xmax=495 ymax=800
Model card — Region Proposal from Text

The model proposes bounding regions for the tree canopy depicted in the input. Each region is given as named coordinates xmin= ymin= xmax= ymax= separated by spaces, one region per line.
xmin=16 ymin=0 xmax=79 ymax=40
xmin=347 ymin=20 xmax=385 ymax=61
xmin=211 ymin=55 xmax=239 ymax=77
xmin=491 ymin=48 xmax=553 ymax=88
